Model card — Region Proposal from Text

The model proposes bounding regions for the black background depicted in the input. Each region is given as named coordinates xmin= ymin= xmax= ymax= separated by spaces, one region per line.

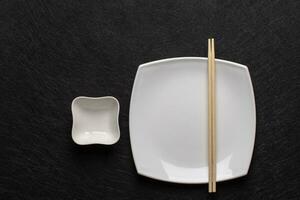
xmin=0 ymin=0 xmax=299 ymax=199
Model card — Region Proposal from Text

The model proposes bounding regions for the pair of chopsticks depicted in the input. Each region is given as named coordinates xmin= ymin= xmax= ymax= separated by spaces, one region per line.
xmin=208 ymin=38 xmax=216 ymax=193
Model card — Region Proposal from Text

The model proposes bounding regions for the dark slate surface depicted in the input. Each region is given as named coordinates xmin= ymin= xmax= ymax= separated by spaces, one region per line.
xmin=0 ymin=0 xmax=299 ymax=199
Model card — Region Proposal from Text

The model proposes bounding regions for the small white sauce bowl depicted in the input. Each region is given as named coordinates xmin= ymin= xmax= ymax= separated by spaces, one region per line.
xmin=71 ymin=96 xmax=120 ymax=145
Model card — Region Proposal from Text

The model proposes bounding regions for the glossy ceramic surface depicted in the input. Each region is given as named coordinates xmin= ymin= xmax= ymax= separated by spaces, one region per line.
xmin=72 ymin=96 xmax=120 ymax=145
xmin=129 ymin=57 xmax=256 ymax=183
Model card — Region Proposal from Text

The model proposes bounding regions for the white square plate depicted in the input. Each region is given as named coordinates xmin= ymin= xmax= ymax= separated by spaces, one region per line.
xmin=129 ymin=57 xmax=256 ymax=183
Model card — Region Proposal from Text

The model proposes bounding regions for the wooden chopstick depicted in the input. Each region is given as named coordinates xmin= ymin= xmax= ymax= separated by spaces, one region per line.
xmin=208 ymin=38 xmax=216 ymax=193
xmin=208 ymin=39 xmax=212 ymax=192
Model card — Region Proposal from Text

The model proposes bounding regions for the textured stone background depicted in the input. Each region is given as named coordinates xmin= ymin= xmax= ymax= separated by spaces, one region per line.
xmin=0 ymin=0 xmax=299 ymax=199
